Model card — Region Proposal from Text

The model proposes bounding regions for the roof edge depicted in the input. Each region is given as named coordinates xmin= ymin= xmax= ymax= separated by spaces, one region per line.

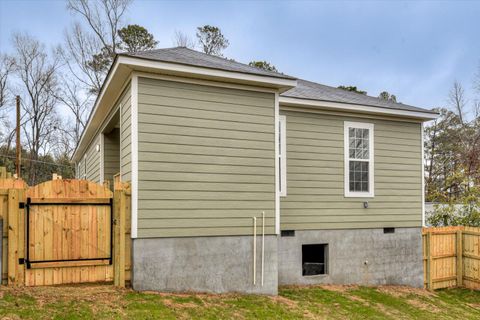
xmin=279 ymin=96 xmax=439 ymax=121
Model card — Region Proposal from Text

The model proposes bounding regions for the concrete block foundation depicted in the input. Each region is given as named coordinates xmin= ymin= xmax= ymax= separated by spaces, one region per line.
xmin=131 ymin=227 xmax=423 ymax=294
xmin=278 ymin=227 xmax=423 ymax=288
xmin=132 ymin=235 xmax=278 ymax=295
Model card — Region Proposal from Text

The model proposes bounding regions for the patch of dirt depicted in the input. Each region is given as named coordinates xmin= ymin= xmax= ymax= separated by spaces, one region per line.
xmin=162 ymin=299 xmax=198 ymax=309
xmin=377 ymin=285 xmax=436 ymax=298
xmin=319 ymin=285 xmax=359 ymax=293
xmin=407 ymin=298 xmax=441 ymax=313
xmin=270 ymin=295 xmax=298 ymax=308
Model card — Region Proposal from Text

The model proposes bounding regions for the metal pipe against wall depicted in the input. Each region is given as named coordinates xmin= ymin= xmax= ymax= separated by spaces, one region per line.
xmin=261 ymin=211 xmax=265 ymax=287
xmin=253 ymin=217 xmax=257 ymax=285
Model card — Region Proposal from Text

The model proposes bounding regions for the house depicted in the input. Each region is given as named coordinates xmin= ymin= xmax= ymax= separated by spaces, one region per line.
xmin=72 ymin=47 xmax=438 ymax=295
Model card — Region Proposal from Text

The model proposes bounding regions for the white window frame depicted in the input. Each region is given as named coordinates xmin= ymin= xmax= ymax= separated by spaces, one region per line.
xmin=279 ymin=115 xmax=287 ymax=197
xmin=344 ymin=121 xmax=374 ymax=198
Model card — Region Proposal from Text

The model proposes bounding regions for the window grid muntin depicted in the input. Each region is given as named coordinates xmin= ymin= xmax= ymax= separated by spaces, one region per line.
xmin=344 ymin=121 xmax=374 ymax=197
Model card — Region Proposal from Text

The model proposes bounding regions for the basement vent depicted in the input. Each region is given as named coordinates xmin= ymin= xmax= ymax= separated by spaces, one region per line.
xmin=281 ymin=230 xmax=295 ymax=237
xmin=302 ymin=244 xmax=328 ymax=276
xmin=384 ymin=227 xmax=395 ymax=234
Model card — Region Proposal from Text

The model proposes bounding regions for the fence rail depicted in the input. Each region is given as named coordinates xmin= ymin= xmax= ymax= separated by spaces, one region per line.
xmin=423 ymin=226 xmax=480 ymax=290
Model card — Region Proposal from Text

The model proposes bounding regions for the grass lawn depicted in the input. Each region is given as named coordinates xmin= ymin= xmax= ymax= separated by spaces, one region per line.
xmin=0 ymin=284 xmax=479 ymax=319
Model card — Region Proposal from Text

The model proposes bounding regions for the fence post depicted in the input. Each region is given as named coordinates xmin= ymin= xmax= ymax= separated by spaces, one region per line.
xmin=7 ymin=189 xmax=18 ymax=285
xmin=113 ymin=186 xmax=126 ymax=288
xmin=456 ymin=230 xmax=463 ymax=287
xmin=426 ymin=231 xmax=432 ymax=290
xmin=113 ymin=189 xmax=120 ymax=286
xmin=119 ymin=188 xmax=126 ymax=287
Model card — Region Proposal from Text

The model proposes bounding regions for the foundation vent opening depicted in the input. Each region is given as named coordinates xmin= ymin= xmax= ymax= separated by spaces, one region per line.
xmin=383 ymin=227 xmax=395 ymax=234
xmin=281 ymin=230 xmax=295 ymax=237
xmin=302 ymin=244 xmax=328 ymax=276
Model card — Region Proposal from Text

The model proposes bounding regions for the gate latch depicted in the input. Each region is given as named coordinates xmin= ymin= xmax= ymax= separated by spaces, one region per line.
xmin=19 ymin=202 xmax=25 ymax=209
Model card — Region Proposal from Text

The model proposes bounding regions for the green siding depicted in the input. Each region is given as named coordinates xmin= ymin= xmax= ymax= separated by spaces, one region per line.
xmin=104 ymin=128 xmax=120 ymax=188
xmin=85 ymin=135 xmax=101 ymax=183
xmin=77 ymin=157 xmax=86 ymax=179
xmin=120 ymin=84 xmax=131 ymax=182
xmin=75 ymin=84 xmax=130 ymax=184
xmin=280 ymin=109 xmax=422 ymax=230
xmin=137 ymin=77 xmax=275 ymax=238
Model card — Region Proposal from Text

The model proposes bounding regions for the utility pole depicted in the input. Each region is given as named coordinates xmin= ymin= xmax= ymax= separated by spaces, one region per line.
xmin=16 ymin=95 xmax=21 ymax=178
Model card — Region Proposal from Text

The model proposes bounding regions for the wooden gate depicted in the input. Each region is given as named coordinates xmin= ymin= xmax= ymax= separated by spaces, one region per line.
xmin=24 ymin=180 xmax=113 ymax=286
xmin=0 ymin=172 xmax=131 ymax=287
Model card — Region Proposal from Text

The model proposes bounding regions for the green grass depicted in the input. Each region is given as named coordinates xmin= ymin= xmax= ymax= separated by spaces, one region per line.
xmin=0 ymin=284 xmax=479 ymax=319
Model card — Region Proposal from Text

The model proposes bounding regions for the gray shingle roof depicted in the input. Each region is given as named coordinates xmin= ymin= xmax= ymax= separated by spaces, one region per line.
xmin=121 ymin=47 xmax=295 ymax=80
xmin=122 ymin=47 xmax=436 ymax=114
xmin=281 ymin=79 xmax=437 ymax=114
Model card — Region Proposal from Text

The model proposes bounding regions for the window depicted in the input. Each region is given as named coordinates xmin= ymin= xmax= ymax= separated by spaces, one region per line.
xmin=278 ymin=115 xmax=287 ymax=196
xmin=302 ymin=244 xmax=328 ymax=276
xmin=344 ymin=122 xmax=374 ymax=197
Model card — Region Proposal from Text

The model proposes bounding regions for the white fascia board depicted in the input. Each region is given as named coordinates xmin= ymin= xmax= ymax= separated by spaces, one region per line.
xmin=118 ymin=55 xmax=297 ymax=90
xmin=279 ymin=96 xmax=439 ymax=121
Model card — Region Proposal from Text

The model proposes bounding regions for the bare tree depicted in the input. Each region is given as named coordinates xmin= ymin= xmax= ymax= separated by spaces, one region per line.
xmin=55 ymin=74 xmax=91 ymax=149
xmin=62 ymin=23 xmax=106 ymax=94
xmin=66 ymin=0 xmax=131 ymax=56
xmin=448 ymin=81 xmax=467 ymax=125
xmin=64 ymin=0 xmax=131 ymax=94
xmin=12 ymin=33 xmax=61 ymax=184
xmin=172 ymin=30 xmax=195 ymax=49
xmin=0 ymin=53 xmax=15 ymax=109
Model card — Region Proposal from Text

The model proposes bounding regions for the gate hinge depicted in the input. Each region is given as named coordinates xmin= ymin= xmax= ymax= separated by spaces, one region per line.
xmin=19 ymin=202 xmax=25 ymax=209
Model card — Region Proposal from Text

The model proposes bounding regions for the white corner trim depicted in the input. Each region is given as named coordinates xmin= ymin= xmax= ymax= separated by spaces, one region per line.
xmin=344 ymin=121 xmax=375 ymax=198
xmin=279 ymin=115 xmax=287 ymax=197
xmin=421 ymin=123 xmax=425 ymax=227
xmin=100 ymin=133 xmax=104 ymax=184
xmin=274 ymin=93 xmax=280 ymax=235
xmin=131 ymin=74 xmax=139 ymax=238
xmin=279 ymin=96 xmax=439 ymax=121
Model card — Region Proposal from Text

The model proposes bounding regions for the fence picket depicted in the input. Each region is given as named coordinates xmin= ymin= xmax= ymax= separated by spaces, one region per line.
xmin=423 ymin=226 xmax=480 ymax=290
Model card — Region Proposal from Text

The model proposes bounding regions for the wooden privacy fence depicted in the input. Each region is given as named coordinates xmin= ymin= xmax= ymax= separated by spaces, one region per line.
xmin=423 ymin=226 xmax=480 ymax=290
xmin=0 ymin=171 xmax=131 ymax=287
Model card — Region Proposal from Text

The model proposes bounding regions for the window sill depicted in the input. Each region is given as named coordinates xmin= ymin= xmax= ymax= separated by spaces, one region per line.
xmin=302 ymin=274 xmax=329 ymax=278
xmin=344 ymin=193 xmax=374 ymax=198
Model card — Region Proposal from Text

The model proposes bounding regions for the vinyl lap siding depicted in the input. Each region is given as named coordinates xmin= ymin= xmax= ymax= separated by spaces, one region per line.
xmin=137 ymin=77 xmax=275 ymax=238
xmin=104 ymin=128 xmax=120 ymax=187
xmin=280 ymin=109 xmax=422 ymax=230
xmin=120 ymin=84 xmax=131 ymax=182
xmin=85 ymin=135 xmax=101 ymax=183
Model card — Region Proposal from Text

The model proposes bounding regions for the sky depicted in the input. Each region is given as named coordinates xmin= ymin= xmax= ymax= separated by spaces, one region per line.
xmin=1 ymin=0 xmax=479 ymax=117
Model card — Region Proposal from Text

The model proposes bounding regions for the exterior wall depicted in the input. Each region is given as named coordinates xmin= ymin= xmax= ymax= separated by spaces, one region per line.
xmin=132 ymin=235 xmax=278 ymax=294
xmin=74 ymin=83 xmax=131 ymax=184
xmin=84 ymin=135 xmax=101 ymax=183
xmin=278 ymin=228 xmax=423 ymax=287
xmin=103 ymin=128 xmax=120 ymax=188
xmin=120 ymin=84 xmax=132 ymax=182
xmin=280 ymin=109 xmax=422 ymax=230
xmin=136 ymin=77 xmax=276 ymax=238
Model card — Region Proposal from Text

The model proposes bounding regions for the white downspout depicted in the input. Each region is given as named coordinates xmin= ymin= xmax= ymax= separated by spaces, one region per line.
xmin=261 ymin=211 xmax=265 ymax=287
xmin=253 ymin=217 xmax=257 ymax=285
